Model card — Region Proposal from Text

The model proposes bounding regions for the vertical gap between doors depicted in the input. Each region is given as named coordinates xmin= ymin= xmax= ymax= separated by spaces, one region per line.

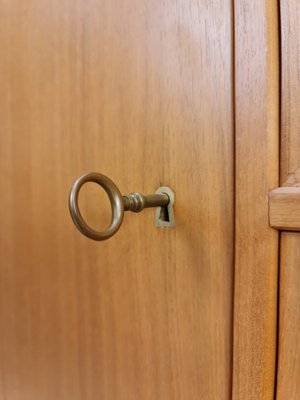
xmin=230 ymin=0 xmax=236 ymax=398
xmin=274 ymin=0 xmax=282 ymax=398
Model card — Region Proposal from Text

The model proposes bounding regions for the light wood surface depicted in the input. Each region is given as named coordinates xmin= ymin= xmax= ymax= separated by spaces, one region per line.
xmin=276 ymin=1 xmax=300 ymax=398
xmin=281 ymin=167 xmax=300 ymax=187
xmin=232 ymin=1 xmax=280 ymax=398
xmin=269 ymin=187 xmax=300 ymax=230
xmin=0 ymin=1 xmax=234 ymax=399
xmin=280 ymin=0 xmax=300 ymax=183
xmin=277 ymin=233 xmax=300 ymax=399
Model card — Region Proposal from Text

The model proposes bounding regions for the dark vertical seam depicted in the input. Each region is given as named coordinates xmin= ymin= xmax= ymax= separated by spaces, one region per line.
xmin=274 ymin=1 xmax=282 ymax=399
xmin=230 ymin=0 xmax=236 ymax=398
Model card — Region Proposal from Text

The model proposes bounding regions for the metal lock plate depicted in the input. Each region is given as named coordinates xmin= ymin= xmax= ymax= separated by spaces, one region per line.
xmin=155 ymin=186 xmax=175 ymax=228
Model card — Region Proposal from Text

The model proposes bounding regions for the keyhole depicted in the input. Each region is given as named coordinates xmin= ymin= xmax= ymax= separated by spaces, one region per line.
xmin=155 ymin=187 xmax=175 ymax=228
xmin=159 ymin=205 xmax=170 ymax=223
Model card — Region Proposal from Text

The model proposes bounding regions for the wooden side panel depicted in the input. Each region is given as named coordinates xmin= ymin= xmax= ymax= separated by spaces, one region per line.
xmin=277 ymin=233 xmax=300 ymax=399
xmin=0 ymin=1 xmax=234 ymax=400
xmin=276 ymin=1 xmax=300 ymax=399
xmin=280 ymin=0 xmax=300 ymax=183
xmin=233 ymin=1 xmax=279 ymax=398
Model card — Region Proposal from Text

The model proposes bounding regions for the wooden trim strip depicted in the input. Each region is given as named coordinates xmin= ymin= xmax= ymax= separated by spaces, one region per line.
xmin=276 ymin=2 xmax=300 ymax=398
xmin=233 ymin=0 xmax=280 ymax=398
xmin=276 ymin=232 xmax=300 ymax=399
xmin=279 ymin=0 xmax=300 ymax=183
xmin=269 ymin=187 xmax=300 ymax=230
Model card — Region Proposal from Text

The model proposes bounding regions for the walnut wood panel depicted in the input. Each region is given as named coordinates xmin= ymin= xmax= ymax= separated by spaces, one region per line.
xmin=0 ymin=1 xmax=234 ymax=399
xmin=269 ymin=187 xmax=300 ymax=230
xmin=276 ymin=1 xmax=300 ymax=399
xmin=233 ymin=1 xmax=279 ymax=399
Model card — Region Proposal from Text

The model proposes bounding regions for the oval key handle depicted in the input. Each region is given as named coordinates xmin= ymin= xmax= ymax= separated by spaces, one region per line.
xmin=69 ymin=172 xmax=171 ymax=241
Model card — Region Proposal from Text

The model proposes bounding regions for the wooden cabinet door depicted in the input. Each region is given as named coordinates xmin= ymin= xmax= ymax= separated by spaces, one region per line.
xmin=0 ymin=1 xmax=234 ymax=399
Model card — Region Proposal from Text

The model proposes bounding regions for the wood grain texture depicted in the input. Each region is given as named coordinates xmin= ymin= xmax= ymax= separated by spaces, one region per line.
xmin=233 ymin=1 xmax=279 ymax=398
xmin=276 ymin=1 xmax=300 ymax=399
xmin=280 ymin=0 xmax=300 ymax=183
xmin=281 ymin=167 xmax=300 ymax=187
xmin=0 ymin=1 xmax=234 ymax=399
xmin=269 ymin=187 xmax=300 ymax=230
xmin=277 ymin=233 xmax=300 ymax=399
